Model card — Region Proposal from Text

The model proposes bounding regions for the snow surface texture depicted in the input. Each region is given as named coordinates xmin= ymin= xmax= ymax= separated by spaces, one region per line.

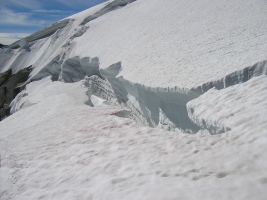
xmin=1 ymin=78 xmax=267 ymax=200
xmin=80 ymin=0 xmax=137 ymax=25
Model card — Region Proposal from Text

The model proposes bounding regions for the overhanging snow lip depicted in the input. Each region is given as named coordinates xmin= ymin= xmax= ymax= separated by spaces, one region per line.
xmin=80 ymin=0 xmax=138 ymax=25
xmin=84 ymin=59 xmax=267 ymax=134
xmin=193 ymin=59 xmax=267 ymax=93
xmin=8 ymin=19 xmax=72 ymax=49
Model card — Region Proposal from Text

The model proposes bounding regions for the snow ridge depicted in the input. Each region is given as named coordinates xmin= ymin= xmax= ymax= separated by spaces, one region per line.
xmin=80 ymin=0 xmax=137 ymax=25
xmin=8 ymin=19 xmax=72 ymax=49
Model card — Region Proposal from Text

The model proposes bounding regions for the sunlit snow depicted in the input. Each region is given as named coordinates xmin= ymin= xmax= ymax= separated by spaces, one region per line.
xmin=0 ymin=0 xmax=267 ymax=199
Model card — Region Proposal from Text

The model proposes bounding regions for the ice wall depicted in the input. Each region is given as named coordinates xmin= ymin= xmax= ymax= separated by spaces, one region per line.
xmin=32 ymin=56 xmax=101 ymax=82
xmin=196 ymin=60 xmax=267 ymax=92
xmin=77 ymin=58 xmax=267 ymax=134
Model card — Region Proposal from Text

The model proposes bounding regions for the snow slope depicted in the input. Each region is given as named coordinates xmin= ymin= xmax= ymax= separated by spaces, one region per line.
xmin=1 ymin=78 xmax=267 ymax=200
xmin=0 ymin=0 xmax=266 ymax=87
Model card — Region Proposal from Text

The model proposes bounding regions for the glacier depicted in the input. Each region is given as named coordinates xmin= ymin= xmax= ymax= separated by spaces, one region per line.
xmin=0 ymin=0 xmax=267 ymax=199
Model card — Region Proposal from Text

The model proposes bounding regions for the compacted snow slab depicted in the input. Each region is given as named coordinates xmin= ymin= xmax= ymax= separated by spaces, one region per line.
xmin=1 ymin=78 xmax=267 ymax=200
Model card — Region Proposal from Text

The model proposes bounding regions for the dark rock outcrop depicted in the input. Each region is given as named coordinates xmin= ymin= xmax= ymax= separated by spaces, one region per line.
xmin=0 ymin=66 xmax=32 ymax=120
xmin=0 ymin=43 xmax=7 ymax=48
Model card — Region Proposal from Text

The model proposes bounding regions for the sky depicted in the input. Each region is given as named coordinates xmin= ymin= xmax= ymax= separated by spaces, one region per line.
xmin=0 ymin=0 xmax=107 ymax=45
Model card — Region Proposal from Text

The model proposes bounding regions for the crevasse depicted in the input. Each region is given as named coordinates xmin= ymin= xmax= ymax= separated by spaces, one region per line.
xmin=31 ymin=56 xmax=267 ymax=134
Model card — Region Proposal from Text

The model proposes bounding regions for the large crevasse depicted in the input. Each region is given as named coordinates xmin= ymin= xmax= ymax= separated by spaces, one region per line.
xmin=30 ymin=56 xmax=267 ymax=134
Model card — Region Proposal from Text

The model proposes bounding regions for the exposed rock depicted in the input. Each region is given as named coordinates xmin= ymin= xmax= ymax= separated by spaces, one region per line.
xmin=0 ymin=66 xmax=32 ymax=120
xmin=0 ymin=43 xmax=7 ymax=48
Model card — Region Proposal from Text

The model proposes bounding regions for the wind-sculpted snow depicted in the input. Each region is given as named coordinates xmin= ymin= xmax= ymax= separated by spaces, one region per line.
xmin=80 ymin=0 xmax=137 ymax=25
xmin=0 ymin=21 xmax=75 ymax=74
xmin=8 ymin=19 xmax=72 ymax=49
xmin=32 ymin=56 xmax=101 ymax=82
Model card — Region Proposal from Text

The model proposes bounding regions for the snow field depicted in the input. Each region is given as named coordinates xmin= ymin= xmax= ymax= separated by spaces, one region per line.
xmin=1 ymin=78 xmax=267 ymax=200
